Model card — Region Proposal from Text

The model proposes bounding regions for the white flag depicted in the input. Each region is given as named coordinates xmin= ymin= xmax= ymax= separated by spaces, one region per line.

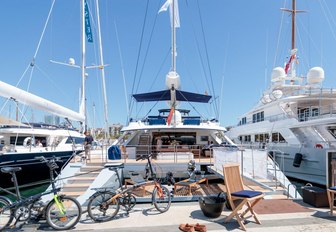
xmin=158 ymin=0 xmax=171 ymax=13
xmin=158 ymin=0 xmax=180 ymax=28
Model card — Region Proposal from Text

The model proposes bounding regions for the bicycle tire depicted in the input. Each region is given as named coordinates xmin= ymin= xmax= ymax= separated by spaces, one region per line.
xmin=87 ymin=191 xmax=120 ymax=222
xmin=45 ymin=195 xmax=82 ymax=230
xmin=0 ymin=196 xmax=13 ymax=230
xmin=152 ymin=185 xmax=171 ymax=213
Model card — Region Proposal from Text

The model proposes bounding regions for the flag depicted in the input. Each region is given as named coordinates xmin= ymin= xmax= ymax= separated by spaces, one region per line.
xmin=158 ymin=0 xmax=180 ymax=28
xmin=84 ymin=0 xmax=93 ymax=43
xmin=167 ymin=105 xmax=175 ymax=125
xmin=284 ymin=54 xmax=295 ymax=74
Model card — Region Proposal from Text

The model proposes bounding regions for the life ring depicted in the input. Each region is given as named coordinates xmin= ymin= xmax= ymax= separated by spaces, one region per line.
xmin=23 ymin=137 xmax=35 ymax=147
xmin=315 ymin=144 xmax=323 ymax=149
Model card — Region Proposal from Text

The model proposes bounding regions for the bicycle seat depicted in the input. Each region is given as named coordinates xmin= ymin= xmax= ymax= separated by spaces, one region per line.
xmin=1 ymin=166 xmax=22 ymax=174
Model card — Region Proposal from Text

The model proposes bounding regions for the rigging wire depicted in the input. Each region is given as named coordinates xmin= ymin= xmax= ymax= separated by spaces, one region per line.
xmin=319 ymin=0 xmax=336 ymax=43
xmin=195 ymin=0 xmax=219 ymax=119
xmin=129 ymin=0 xmax=150 ymax=117
xmin=273 ymin=0 xmax=287 ymax=68
xmin=218 ymin=35 xmax=230 ymax=123
xmin=114 ymin=20 xmax=130 ymax=124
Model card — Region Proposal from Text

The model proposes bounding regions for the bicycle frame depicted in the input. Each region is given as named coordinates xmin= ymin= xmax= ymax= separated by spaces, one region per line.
xmin=0 ymin=157 xmax=67 ymax=220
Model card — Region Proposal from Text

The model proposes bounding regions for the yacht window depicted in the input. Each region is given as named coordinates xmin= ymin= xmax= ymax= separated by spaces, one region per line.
xmin=328 ymin=127 xmax=336 ymax=139
xmin=240 ymin=117 xmax=246 ymax=125
xmin=252 ymin=111 xmax=264 ymax=123
xmin=271 ymin=132 xmax=286 ymax=143
xmin=65 ymin=137 xmax=85 ymax=144
xmin=200 ymin=136 xmax=209 ymax=142
xmin=312 ymin=108 xmax=319 ymax=117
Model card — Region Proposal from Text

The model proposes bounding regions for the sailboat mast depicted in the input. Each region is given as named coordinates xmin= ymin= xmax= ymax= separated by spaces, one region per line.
xmin=95 ymin=0 xmax=109 ymax=139
xmin=80 ymin=0 xmax=87 ymax=132
xmin=171 ymin=0 xmax=176 ymax=72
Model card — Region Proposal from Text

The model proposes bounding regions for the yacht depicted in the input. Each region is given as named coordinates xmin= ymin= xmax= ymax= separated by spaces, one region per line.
xmin=226 ymin=0 xmax=335 ymax=186
xmin=113 ymin=0 xmax=236 ymax=173
xmin=0 ymin=120 xmax=84 ymax=189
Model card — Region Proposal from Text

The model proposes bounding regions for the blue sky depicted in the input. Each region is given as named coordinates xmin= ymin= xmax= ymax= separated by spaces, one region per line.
xmin=0 ymin=0 xmax=336 ymax=129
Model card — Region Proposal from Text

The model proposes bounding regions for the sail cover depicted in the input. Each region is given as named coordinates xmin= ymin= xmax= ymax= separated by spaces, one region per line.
xmin=0 ymin=81 xmax=85 ymax=122
xmin=133 ymin=89 xmax=211 ymax=103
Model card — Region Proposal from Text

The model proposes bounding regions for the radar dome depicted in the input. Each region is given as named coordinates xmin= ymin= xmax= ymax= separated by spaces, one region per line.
xmin=165 ymin=71 xmax=180 ymax=90
xmin=307 ymin=67 xmax=324 ymax=84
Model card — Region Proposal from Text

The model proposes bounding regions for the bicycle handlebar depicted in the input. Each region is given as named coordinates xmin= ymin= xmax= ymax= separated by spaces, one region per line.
xmin=135 ymin=153 xmax=153 ymax=161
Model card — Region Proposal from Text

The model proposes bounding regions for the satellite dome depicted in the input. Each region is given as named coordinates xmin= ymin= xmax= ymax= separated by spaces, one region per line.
xmin=272 ymin=90 xmax=283 ymax=99
xmin=307 ymin=67 xmax=324 ymax=84
xmin=271 ymin=67 xmax=286 ymax=81
xmin=261 ymin=94 xmax=271 ymax=104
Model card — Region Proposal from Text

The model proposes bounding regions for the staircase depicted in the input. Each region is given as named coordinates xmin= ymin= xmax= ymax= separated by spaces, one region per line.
xmin=60 ymin=153 xmax=105 ymax=198
xmin=136 ymin=133 xmax=151 ymax=159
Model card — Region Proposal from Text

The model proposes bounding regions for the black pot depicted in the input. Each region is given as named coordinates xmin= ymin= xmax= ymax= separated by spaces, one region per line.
xmin=198 ymin=193 xmax=226 ymax=218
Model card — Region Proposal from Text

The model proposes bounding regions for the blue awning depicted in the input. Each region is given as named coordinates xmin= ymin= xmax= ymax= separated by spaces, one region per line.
xmin=132 ymin=90 xmax=211 ymax=103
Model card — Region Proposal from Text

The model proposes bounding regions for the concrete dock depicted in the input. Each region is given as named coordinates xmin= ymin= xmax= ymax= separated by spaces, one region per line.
xmin=18 ymin=199 xmax=336 ymax=232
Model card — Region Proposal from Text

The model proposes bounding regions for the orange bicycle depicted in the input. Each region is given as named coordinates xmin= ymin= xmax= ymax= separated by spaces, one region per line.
xmin=87 ymin=154 xmax=171 ymax=222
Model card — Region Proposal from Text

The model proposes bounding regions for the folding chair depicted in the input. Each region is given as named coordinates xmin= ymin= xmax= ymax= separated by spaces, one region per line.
xmin=223 ymin=164 xmax=264 ymax=231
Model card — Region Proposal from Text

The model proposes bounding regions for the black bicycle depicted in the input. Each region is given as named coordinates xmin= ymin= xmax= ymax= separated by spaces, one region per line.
xmin=87 ymin=153 xmax=172 ymax=222
xmin=0 ymin=156 xmax=82 ymax=230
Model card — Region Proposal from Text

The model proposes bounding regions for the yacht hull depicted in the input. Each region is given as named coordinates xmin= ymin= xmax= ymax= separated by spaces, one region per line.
xmin=0 ymin=150 xmax=82 ymax=189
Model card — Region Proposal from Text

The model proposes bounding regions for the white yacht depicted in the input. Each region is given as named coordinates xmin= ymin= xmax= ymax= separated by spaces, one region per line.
xmin=0 ymin=82 xmax=85 ymax=189
xmin=113 ymin=0 xmax=235 ymax=171
xmin=226 ymin=0 xmax=335 ymax=186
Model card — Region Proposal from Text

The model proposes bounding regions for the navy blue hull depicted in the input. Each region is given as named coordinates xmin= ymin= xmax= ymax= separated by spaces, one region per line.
xmin=0 ymin=150 xmax=82 ymax=190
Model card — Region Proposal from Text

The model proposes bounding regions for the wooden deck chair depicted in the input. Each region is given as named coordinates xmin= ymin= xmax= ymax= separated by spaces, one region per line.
xmin=223 ymin=164 xmax=264 ymax=231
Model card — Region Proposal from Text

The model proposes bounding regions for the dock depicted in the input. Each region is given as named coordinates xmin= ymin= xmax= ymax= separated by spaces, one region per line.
xmin=15 ymin=148 xmax=335 ymax=231
xmin=19 ymin=200 xmax=335 ymax=231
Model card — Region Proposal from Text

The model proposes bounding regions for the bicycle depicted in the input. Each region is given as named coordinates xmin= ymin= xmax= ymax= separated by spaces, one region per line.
xmin=0 ymin=156 xmax=82 ymax=231
xmin=87 ymin=153 xmax=172 ymax=222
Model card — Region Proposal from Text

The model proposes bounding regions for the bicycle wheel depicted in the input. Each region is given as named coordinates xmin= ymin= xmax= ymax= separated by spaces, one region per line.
xmin=45 ymin=195 xmax=81 ymax=230
xmin=0 ymin=196 xmax=13 ymax=230
xmin=87 ymin=191 xmax=120 ymax=222
xmin=152 ymin=185 xmax=171 ymax=213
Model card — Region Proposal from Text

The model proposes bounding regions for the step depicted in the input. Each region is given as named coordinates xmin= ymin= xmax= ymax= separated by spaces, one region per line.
xmin=74 ymin=171 xmax=101 ymax=178
xmin=67 ymin=176 xmax=96 ymax=184
xmin=61 ymin=191 xmax=85 ymax=198
xmin=80 ymin=166 xmax=105 ymax=172
xmin=62 ymin=183 xmax=89 ymax=192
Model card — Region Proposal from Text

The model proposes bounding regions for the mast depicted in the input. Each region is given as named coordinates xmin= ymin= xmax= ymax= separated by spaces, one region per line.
xmin=171 ymin=0 xmax=176 ymax=72
xmin=80 ymin=0 xmax=87 ymax=132
xmin=281 ymin=0 xmax=305 ymax=78
xmin=95 ymin=0 xmax=109 ymax=139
